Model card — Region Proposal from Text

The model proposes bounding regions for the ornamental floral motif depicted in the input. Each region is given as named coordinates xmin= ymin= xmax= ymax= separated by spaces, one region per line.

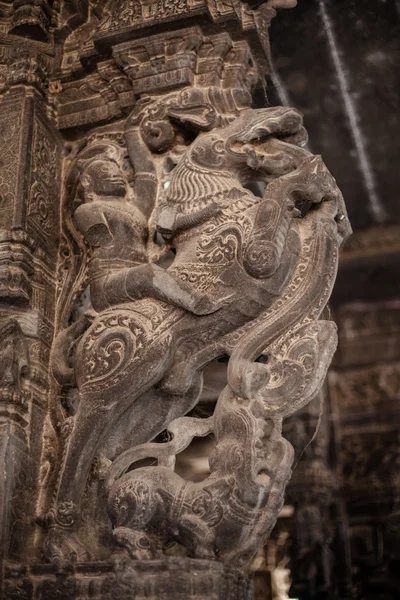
xmin=28 ymin=119 xmax=59 ymax=247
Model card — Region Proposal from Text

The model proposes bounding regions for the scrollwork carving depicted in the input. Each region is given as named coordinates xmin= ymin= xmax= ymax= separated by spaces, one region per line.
xmin=28 ymin=119 xmax=59 ymax=249
xmin=43 ymin=104 xmax=350 ymax=566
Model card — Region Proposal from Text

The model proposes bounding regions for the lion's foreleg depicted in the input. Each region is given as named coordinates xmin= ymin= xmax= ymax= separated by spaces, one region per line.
xmin=243 ymin=195 xmax=294 ymax=279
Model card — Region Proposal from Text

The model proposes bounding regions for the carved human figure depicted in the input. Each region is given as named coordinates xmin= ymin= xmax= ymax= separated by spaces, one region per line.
xmin=45 ymin=106 xmax=350 ymax=564
xmin=0 ymin=319 xmax=29 ymax=396
xmin=74 ymin=154 xmax=148 ymax=311
xmin=74 ymin=147 xmax=210 ymax=314
xmin=52 ymin=143 xmax=225 ymax=387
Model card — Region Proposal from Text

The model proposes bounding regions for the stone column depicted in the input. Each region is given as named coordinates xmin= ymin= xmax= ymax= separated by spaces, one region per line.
xmin=329 ymin=302 xmax=400 ymax=599
xmin=285 ymin=390 xmax=353 ymax=600
xmin=0 ymin=1 xmax=351 ymax=598
xmin=0 ymin=47 xmax=62 ymax=567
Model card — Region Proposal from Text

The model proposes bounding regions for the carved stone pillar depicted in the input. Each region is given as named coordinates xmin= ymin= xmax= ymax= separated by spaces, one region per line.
xmin=0 ymin=48 xmax=62 ymax=565
xmin=329 ymin=302 xmax=400 ymax=599
xmin=0 ymin=1 xmax=351 ymax=598
xmin=284 ymin=388 xmax=353 ymax=600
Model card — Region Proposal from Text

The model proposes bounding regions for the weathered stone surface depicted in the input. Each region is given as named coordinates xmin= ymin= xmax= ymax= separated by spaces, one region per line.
xmin=9 ymin=0 xmax=400 ymax=599
xmin=3 ymin=558 xmax=253 ymax=599
xmin=42 ymin=101 xmax=349 ymax=569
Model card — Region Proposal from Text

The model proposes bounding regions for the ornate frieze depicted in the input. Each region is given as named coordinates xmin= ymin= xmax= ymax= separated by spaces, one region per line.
xmin=56 ymin=27 xmax=259 ymax=130
xmin=27 ymin=117 xmax=60 ymax=248
xmin=3 ymin=557 xmax=253 ymax=599
xmin=53 ymin=0 xmax=287 ymax=132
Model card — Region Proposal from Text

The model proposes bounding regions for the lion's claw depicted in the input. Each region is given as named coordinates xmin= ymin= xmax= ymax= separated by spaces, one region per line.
xmin=44 ymin=527 xmax=92 ymax=566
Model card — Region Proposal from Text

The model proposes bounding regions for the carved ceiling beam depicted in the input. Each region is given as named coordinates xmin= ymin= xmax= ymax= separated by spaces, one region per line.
xmin=53 ymin=0 xmax=290 ymax=132
xmin=55 ymin=26 xmax=260 ymax=130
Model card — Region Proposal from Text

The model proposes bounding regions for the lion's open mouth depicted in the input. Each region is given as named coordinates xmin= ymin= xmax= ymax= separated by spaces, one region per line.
xmin=231 ymin=134 xmax=311 ymax=181
xmin=228 ymin=108 xmax=310 ymax=174
xmin=232 ymin=121 xmax=308 ymax=155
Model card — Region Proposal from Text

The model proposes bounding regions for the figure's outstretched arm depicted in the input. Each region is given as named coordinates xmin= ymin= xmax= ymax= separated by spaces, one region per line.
xmin=157 ymin=203 xmax=221 ymax=239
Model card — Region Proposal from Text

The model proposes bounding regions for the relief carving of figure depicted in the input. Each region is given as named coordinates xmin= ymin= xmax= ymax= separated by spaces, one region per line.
xmin=45 ymin=97 xmax=351 ymax=565
xmin=0 ymin=318 xmax=29 ymax=399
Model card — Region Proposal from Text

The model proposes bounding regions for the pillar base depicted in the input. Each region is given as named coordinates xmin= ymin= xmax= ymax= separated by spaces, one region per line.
xmin=3 ymin=557 xmax=254 ymax=599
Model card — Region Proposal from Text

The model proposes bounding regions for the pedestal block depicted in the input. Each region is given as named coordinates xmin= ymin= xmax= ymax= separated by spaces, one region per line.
xmin=3 ymin=558 xmax=253 ymax=600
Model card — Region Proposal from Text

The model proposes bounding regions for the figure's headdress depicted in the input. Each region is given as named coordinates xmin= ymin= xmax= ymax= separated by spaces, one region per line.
xmin=76 ymin=143 xmax=122 ymax=176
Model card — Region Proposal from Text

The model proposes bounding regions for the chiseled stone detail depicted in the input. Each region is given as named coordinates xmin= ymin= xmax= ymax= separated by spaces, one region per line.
xmin=43 ymin=103 xmax=350 ymax=567
xmin=3 ymin=558 xmax=253 ymax=599
xmin=0 ymin=0 xmax=352 ymax=598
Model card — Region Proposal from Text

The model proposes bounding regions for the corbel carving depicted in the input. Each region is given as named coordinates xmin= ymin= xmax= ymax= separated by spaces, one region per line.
xmin=57 ymin=26 xmax=260 ymax=131
xmin=0 ymin=0 xmax=357 ymax=595
xmin=43 ymin=104 xmax=350 ymax=566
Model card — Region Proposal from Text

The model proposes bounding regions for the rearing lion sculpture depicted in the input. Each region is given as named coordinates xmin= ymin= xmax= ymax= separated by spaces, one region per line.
xmin=45 ymin=106 xmax=350 ymax=564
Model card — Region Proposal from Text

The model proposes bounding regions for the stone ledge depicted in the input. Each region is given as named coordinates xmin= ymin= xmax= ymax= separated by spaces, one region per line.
xmin=3 ymin=557 xmax=254 ymax=600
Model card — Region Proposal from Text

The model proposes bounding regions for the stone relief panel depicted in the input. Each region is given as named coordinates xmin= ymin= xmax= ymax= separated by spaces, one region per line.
xmin=41 ymin=98 xmax=350 ymax=569
xmin=27 ymin=118 xmax=60 ymax=250
xmin=0 ymin=107 xmax=22 ymax=228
